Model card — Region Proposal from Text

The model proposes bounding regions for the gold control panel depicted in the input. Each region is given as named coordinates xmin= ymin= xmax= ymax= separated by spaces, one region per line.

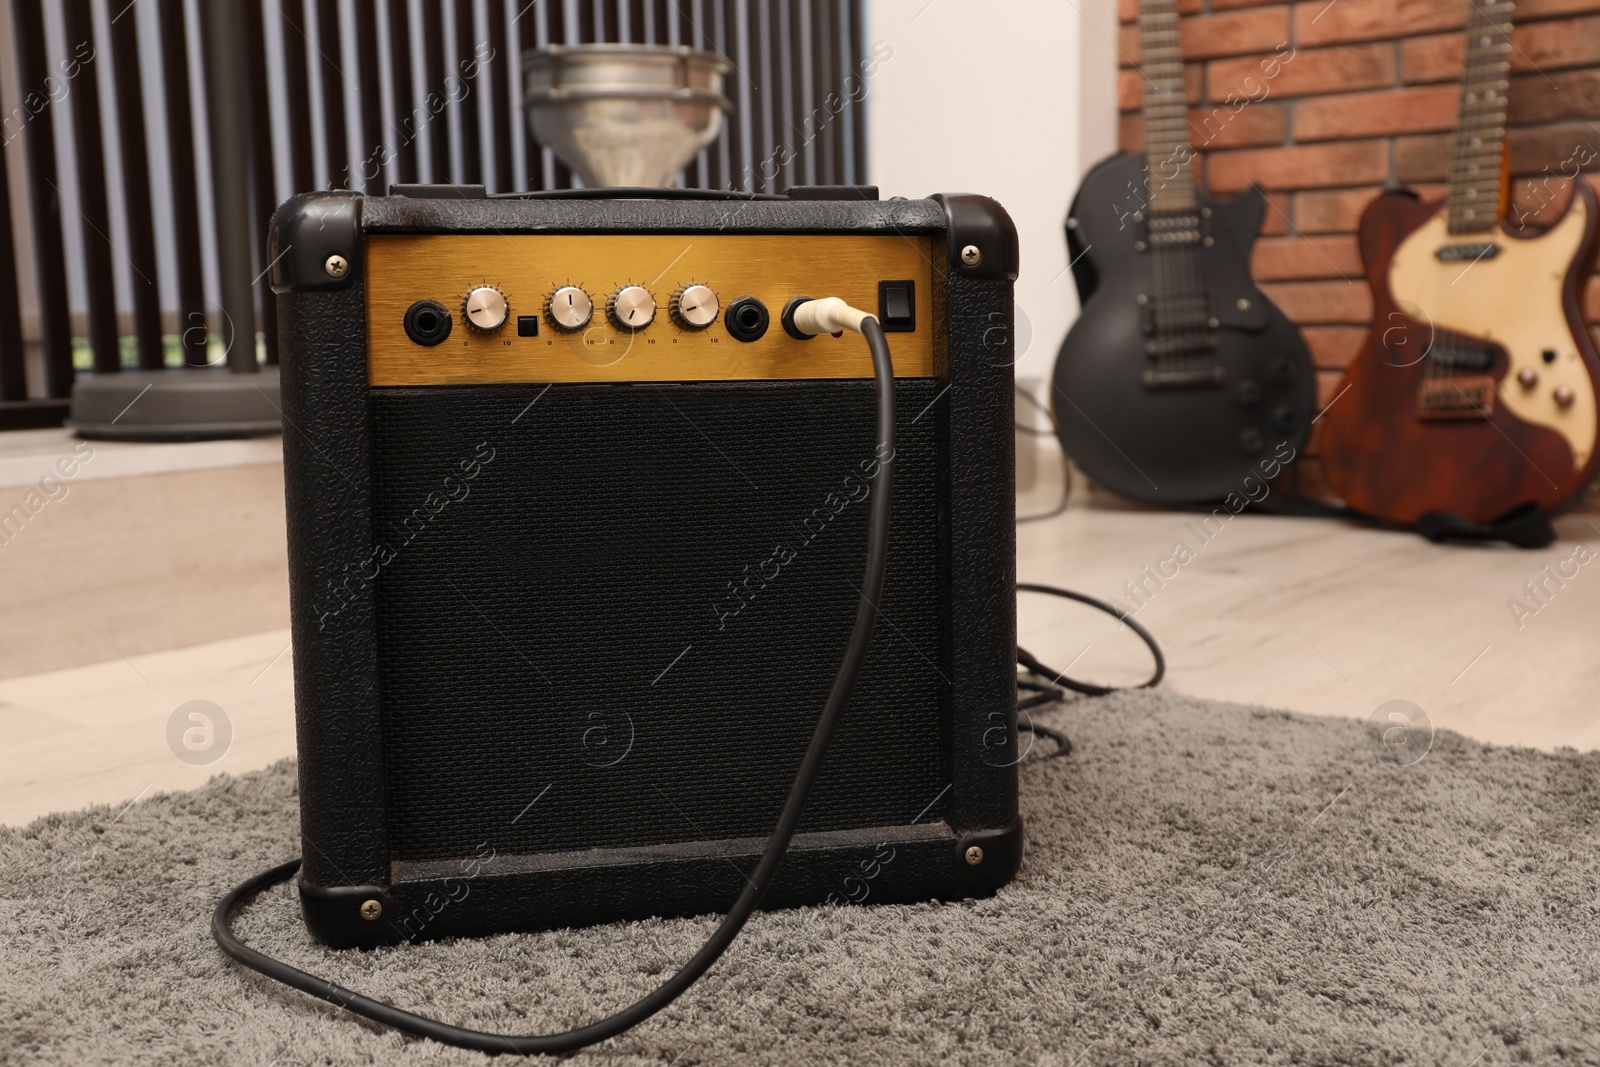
xmin=364 ymin=233 xmax=940 ymax=386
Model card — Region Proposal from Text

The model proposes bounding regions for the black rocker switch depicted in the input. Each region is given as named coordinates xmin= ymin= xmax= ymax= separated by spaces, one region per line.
xmin=517 ymin=315 xmax=540 ymax=337
xmin=878 ymin=280 xmax=916 ymax=333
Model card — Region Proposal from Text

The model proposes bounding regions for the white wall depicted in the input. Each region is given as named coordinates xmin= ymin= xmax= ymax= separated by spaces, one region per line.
xmin=864 ymin=0 xmax=1120 ymax=389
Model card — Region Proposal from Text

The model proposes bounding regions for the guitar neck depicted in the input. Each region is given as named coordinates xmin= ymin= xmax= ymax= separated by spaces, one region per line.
xmin=1139 ymin=0 xmax=1197 ymax=215
xmin=1446 ymin=0 xmax=1516 ymax=234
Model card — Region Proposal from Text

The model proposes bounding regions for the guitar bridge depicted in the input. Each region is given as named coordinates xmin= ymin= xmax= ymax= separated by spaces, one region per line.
xmin=1417 ymin=376 xmax=1495 ymax=419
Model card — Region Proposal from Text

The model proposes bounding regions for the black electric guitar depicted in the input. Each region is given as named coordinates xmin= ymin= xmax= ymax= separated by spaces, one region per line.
xmin=1052 ymin=0 xmax=1314 ymax=505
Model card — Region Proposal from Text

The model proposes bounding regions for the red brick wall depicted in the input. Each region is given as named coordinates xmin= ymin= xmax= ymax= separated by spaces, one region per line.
xmin=1114 ymin=0 xmax=1600 ymax=503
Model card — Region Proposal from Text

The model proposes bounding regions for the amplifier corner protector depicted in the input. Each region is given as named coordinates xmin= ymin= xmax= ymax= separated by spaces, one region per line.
xmin=954 ymin=820 xmax=1024 ymax=897
xmin=270 ymin=192 xmax=362 ymax=295
xmin=298 ymin=877 xmax=400 ymax=949
xmin=932 ymin=193 xmax=1019 ymax=282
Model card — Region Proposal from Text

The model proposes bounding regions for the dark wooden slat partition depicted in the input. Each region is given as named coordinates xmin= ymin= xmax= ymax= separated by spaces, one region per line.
xmin=486 ymin=0 xmax=514 ymax=193
xmin=421 ymin=0 xmax=451 ymax=183
xmin=61 ymin=0 xmax=120 ymax=374
xmin=387 ymin=0 xmax=419 ymax=185
xmin=0 ymin=142 xmax=25 ymax=399
xmin=108 ymin=2 xmax=163 ymax=370
xmin=0 ymin=0 xmax=868 ymax=427
xmin=158 ymin=0 xmax=209 ymax=368
xmin=846 ymin=0 xmax=866 ymax=185
xmin=354 ymin=0 xmax=385 ymax=190
xmin=315 ymin=0 xmax=350 ymax=188
xmin=278 ymin=0 xmax=318 ymax=195
xmin=244 ymin=0 xmax=281 ymax=365
xmin=454 ymin=0 xmax=482 ymax=185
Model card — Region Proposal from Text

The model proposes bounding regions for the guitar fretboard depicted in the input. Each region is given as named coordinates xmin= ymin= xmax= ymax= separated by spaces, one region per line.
xmin=1138 ymin=0 xmax=1197 ymax=215
xmin=1447 ymin=0 xmax=1515 ymax=234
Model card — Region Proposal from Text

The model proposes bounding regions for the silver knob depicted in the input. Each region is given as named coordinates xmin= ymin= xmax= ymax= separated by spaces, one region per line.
xmin=463 ymin=286 xmax=509 ymax=332
xmin=546 ymin=285 xmax=593 ymax=332
xmin=607 ymin=285 xmax=657 ymax=331
xmin=669 ymin=284 xmax=719 ymax=330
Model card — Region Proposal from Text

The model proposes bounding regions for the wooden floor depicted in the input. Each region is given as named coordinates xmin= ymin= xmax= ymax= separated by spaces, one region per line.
xmin=4 ymin=450 xmax=1598 ymax=825
xmin=1015 ymin=455 xmax=1600 ymax=754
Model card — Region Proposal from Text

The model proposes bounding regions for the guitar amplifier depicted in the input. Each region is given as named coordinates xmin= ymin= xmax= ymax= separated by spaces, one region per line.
xmin=269 ymin=185 xmax=1021 ymax=948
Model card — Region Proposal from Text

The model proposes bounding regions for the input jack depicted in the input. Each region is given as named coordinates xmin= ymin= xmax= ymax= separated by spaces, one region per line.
xmin=404 ymin=299 xmax=453 ymax=346
xmin=724 ymin=296 xmax=770 ymax=342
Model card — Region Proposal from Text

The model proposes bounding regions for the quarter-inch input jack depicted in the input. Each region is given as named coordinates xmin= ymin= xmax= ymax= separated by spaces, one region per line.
xmin=781 ymin=295 xmax=817 ymax=340
xmin=724 ymin=296 xmax=770 ymax=342
xmin=404 ymin=299 xmax=453 ymax=346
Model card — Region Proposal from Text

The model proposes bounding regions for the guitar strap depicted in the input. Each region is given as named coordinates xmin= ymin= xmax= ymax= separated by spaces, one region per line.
xmin=1234 ymin=494 xmax=1556 ymax=549
xmin=1414 ymin=503 xmax=1556 ymax=549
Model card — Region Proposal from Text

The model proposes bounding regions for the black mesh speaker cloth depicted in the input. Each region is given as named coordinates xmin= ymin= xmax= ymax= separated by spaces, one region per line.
xmin=367 ymin=379 xmax=950 ymax=864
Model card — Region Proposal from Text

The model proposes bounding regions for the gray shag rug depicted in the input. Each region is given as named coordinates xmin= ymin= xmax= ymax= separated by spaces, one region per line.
xmin=5 ymin=689 xmax=1600 ymax=1065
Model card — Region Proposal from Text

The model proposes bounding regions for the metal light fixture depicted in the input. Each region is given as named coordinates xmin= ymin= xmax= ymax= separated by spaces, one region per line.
xmin=522 ymin=44 xmax=731 ymax=188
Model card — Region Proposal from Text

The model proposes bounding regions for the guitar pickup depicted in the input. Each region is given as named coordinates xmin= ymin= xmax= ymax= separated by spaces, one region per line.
xmin=1144 ymin=335 xmax=1219 ymax=359
xmin=1417 ymin=375 xmax=1495 ymax=419
xmin=1432 ymin=344 xmax=1496 ymax=371
xmin=1142 ymin=366 xmax=1227 ymax=390
xmin=1435 ymin=243 xmax=1500 ymax=263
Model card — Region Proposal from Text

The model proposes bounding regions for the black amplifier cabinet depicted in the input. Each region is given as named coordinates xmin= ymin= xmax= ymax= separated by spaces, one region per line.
xmin=270 ymin=185 xmax=1020 ymax=948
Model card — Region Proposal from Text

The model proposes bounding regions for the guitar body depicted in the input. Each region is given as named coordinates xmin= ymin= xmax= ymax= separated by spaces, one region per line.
xmin=1318 ymin=183 xmax=1600 ymax=524
xmin=1052 ymin=152 xmax=1315 ymax=504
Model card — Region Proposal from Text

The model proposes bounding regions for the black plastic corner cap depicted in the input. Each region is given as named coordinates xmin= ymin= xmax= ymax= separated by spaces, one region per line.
xmin=931 ymin=193 xmax=1020 ymax=281
xmin=269 ymin=191 xmax=362 ymax=295
xmin=953 ymin=819 xmax=1023 ymax=898
xmin=299 ymin=876 xmax=399 ymax=949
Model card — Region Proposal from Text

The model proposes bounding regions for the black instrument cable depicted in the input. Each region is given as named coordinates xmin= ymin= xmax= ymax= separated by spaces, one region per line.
xmin=215 ymin=311 xmax=896 ymax=1056
xmin=1011 ymin=584 xmax=1167 ymax=760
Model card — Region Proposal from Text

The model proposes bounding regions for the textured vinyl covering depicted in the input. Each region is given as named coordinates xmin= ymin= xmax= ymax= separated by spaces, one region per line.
xmin=367 ymin=379 xmax=950 ymax=862
xmin=7 ymin=690 xmax=1600 ymax=1064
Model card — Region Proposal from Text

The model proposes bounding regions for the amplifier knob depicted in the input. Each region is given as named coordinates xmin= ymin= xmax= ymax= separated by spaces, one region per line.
xmin=463 ymin=285 xmax=509 ymax=332
xmin=669 ymin=284 xmax=719 ymax=330
xmin=607 ymin=285 xmax=657 ymax=331
xmin=546 ymin=285 xmax=594 ymax=332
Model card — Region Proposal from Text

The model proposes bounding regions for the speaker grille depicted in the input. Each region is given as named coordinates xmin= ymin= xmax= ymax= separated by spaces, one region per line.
xmin=367 ymin=380 xmax=950 ymax=863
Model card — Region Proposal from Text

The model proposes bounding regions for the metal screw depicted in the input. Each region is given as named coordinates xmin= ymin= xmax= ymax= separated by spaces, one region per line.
xmin=960 ymin=244 xmax=982 ymax=266
xmin=1236 ymin=297 xmax=1251 ymax=311
xmin=964 ymin=845 xmax=984 ymax=866
xmin=325 ymin=254 xmax=350 ymax=279
xmin=359 ymin=898 xmax=382 ymax=920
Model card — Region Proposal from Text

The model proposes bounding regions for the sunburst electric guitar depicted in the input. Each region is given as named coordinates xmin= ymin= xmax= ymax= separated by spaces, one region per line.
xmin=1319 ymin=0 xmax=1600 ymax=524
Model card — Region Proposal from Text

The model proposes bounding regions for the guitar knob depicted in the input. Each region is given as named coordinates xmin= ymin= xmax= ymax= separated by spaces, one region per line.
xmin=1272 ymin=404 xmax=1299 ymax=430
xmin=462 ymin=285 xmax=509 ymax=332
xmin=546 ymin=285 xmax=594 ymax=332
xmin=669 ymin=284 xmax=719 ymax=330
xmin=607 ymin=285 xmax=657 ymax=331
xmin=1235 ymin=380 xmax=1261 ymax=407
xmin=1555 ymin=385 xmax=1576 ymax=408
xmin=1517 ymin=368 xmax=1539 ymax=389
xmin=1238 ymin=428 xmax=1264 ymax=453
